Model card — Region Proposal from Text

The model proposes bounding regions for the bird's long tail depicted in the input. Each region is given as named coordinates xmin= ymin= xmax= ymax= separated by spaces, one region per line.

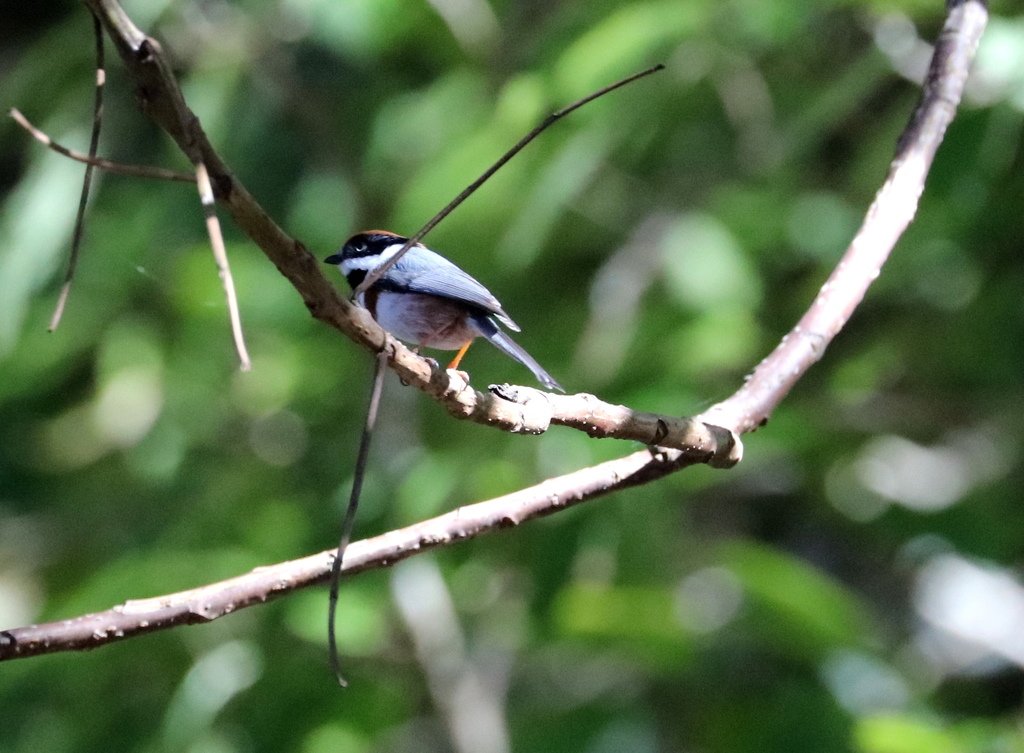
xmin=471 ymin=314 xmax=564 ymax=392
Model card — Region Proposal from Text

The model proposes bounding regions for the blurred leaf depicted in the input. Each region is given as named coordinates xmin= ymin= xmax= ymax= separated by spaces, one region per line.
xmin=854 ymin=714 xmax=959 ymax=753
xmin=279 ymin=0 xmax=427 ymax=59
xmin=302 ymin=723 xmax=372 ymax=753
xmin=554 ymin=583 xmax=694 ymax=668
xmin=555 ymin=2 xmax=707 ymax=96
xmin=719 ymin=540 xmax=878 ymax=656
xmin=972 ymin=16 xmax=1024 ymax=110
xmin=285 ymin=586 xmax=389 ymax=657
xmin=0 ymin=149 xmax=82 ymax=356
xmin=661 ymin=212 xmax=762 ymax=311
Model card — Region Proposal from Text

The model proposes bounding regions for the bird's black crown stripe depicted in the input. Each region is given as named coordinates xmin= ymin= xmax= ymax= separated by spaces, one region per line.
xmin=339 ymin=232 xmax=410 ymax=260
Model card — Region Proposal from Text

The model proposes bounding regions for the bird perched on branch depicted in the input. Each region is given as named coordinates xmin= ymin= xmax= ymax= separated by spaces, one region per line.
xmin=325 ymin=230 xmax=563 ymax=391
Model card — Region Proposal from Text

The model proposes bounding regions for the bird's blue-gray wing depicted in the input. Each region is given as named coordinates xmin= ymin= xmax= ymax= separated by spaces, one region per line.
xmin=390 ymin=246 xmax=521 ymax=331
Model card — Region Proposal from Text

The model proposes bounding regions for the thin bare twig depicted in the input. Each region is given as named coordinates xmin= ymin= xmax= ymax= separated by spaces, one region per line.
xmin=48 ymin=9 xmax=105 ymax=332
xmin=10 ymin=108 xmax=195 ymax=182
xmin=352 ymin=64 xmax=665 ymax=300
xmin=195 ymin=162 xmax=252 ymax=371
xmin=329 ymin=349 xmax=388 ymax=686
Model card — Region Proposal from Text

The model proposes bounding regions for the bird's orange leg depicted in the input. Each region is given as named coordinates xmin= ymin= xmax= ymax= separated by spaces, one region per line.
xmin=448 ymin=341 xmax=473 ymax=369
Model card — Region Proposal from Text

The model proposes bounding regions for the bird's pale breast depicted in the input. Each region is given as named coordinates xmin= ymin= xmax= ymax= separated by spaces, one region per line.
xmin=372 ymin=291 xmax=479 ymax=350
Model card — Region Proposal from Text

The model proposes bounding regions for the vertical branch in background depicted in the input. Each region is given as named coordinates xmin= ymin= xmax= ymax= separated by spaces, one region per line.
xmin=49 ymin=9 xmax=105 ymax=331
xmin=195 ymin=162 xmax=252 ymax=371
xmin=328 ymin=349 xmax=388 ymax=686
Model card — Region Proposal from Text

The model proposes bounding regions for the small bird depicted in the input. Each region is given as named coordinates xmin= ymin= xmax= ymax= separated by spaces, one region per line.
xmin=324 ymin=230 xmax=563 ymax=391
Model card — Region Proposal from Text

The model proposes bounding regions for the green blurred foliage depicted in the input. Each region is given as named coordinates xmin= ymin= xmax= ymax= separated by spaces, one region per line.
xmin=2 ymin=0 xmax=1024 ymax=751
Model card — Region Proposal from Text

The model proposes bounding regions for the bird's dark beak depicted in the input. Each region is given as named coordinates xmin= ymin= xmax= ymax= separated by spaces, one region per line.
xmin=323 ymin=253 xmax=344 ymax=265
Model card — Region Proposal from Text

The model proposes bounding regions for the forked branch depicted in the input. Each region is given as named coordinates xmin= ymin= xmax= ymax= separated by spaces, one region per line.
xmin=0 ymin=0 xmax=988 ymax=661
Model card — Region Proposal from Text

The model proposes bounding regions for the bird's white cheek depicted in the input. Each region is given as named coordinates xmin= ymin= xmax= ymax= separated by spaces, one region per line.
xmin=341 ymin=244 xmax=405 ymax=276
xmin=340 ymin=258 xmax=372 ymax=275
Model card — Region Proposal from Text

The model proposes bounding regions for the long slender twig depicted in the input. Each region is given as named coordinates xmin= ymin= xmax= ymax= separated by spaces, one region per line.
xmin=352 ymin=64 xmax=665 ymax=299
xmin=328 ymin=350 xmax=388 ymax=686
xmin=10 ymin=108 xmax=194 ymax=182
xmin=0 ymin=0 xmax=986 ymax=661
xmin=48 ymin=9 xmax=106 ymax=332
xmin=195 ymin=162 xmax=252 ymax=371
